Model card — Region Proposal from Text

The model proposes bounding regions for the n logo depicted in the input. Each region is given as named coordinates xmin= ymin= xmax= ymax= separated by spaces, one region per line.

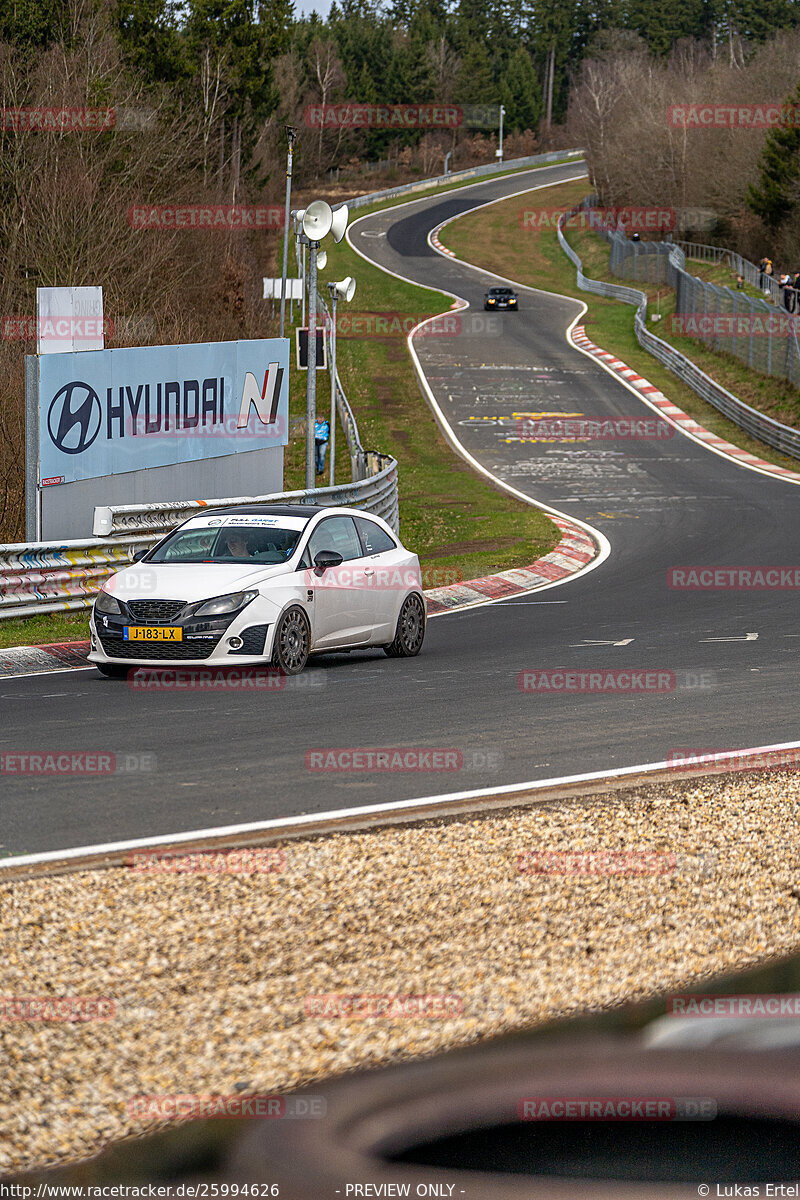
xmin=237 ymin=362 xmax=284 ymax=428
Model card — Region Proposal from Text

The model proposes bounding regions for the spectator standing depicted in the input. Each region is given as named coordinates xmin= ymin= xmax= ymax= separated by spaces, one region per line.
xmin=782 ymin=274 xmax=796 ymax=313
xmin=314 ymin=416 xmax=330 ymax=475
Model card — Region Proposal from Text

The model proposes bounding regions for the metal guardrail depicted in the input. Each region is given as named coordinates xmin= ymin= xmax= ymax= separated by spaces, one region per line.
xmin=557 ymin=201 xmax=800 ymax=462
xmin=602 ymin=221 xmax=800 ymax=386
xmin=0 ymin=536 xmax=155 ymax=620
xmin=671 ymin=239 xmax=783 ymax=308
xmin=341 ymin=149 xmax=585 ymax=213
xmin=93 ymin=455 xmax=399 ymax=539
xmin=0 ymin=460 xmax=398 ymax=621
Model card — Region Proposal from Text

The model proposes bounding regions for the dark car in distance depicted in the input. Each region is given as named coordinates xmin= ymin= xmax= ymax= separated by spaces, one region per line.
xmin=484 ymin=286 xmax=518 ymax=311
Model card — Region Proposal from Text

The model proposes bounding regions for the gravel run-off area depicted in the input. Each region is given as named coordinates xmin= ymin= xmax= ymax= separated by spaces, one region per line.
xmin=2 ymin=770 xmax=800 ymax=1174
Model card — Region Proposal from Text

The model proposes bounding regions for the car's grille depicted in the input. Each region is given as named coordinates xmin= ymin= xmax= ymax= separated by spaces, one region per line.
xmin=98 ymin=631 xmax=218 ymax=661
xmin=126 ymin=599 xmax=186 ymax=623
xmin=229 ymin=625 xmax=269 ymax=656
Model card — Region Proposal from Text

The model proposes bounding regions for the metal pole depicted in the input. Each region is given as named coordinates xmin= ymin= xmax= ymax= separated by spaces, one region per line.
xmin=306 ymin=241 xmax=318 ymax=489
xmin=301 ymin=241 xmax=307 ymax=327
xmin=279 ymin=128 xmax=296 ymax=340
xmin=294 ymin=234 xmax=302 ymax=327
xmin=499 ymin=105 xmax=504 ymax=162
xmin=329 ymin=290 xmax=337 ymax=487
xmin=24 ymin=354 xmax=39 ymax=541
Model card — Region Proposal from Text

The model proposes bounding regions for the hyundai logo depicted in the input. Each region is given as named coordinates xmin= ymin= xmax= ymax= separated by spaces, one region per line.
xmin=47 ymin=381 xmax=102 ymax=454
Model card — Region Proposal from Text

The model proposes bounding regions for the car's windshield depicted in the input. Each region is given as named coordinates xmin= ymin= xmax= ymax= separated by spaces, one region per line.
xmin=148 ymin=523 xmax=304 ymax=564
xmin=491 ymin=288 xmax=513 ymax=296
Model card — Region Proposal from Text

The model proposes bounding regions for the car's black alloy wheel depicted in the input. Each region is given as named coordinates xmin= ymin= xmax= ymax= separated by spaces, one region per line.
xmin=273 ymin=606 xmax=311 ymax=674
xmin=384 ymin=593 xmax=425 ymax=658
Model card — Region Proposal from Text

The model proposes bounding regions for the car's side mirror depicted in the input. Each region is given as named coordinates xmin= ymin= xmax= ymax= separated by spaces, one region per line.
xmin=131 ymin=549 xmax=148 ymax=563
xmin=313 ymin=549 xmax=343 ymax=575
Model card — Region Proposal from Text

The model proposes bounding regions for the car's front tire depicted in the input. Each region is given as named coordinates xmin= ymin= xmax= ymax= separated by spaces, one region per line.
xmin=384 ymin=593 xmax=425 ymax=658
xmin=96 ymin=662 xmax=129 ymax=679
xmin=272 ymin=606 xmax=311 ymax=675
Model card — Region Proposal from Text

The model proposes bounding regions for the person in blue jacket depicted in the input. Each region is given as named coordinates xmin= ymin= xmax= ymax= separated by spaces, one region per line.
xmin=314 ymin=416 xmax=330 ymax=474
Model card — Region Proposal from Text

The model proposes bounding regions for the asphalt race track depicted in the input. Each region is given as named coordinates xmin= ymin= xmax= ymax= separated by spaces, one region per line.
xmin=3 ymin=160 xmax=800 ymax=859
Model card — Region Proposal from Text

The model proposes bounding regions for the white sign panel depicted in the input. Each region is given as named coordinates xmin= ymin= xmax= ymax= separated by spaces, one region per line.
xmin=37 ymin=337 xmax=289 ymax=486
xmin=263 ymin=278 xmax=304 ymax=300
xmin=36 ymin=286 xmax=105 ymax=355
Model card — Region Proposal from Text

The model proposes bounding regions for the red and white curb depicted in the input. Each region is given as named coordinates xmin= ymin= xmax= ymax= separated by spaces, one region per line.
xmin=425 ymin=517 xmax=596 ymax=614
xmin=430 ymin=227 xmax=456 ymax=258
xmin=0 ymin=640 xmax=91 ymax=677
xmin=571 ymin=325 xmax=800 ymax=483
xmin=0 ymin=521 xmax=598 ymax=678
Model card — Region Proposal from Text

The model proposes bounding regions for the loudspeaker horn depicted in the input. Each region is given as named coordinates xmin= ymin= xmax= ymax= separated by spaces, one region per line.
xmin=293 ymin=208 xmax=306 ymax=231
xmin=330 ymin=204 xmax=349 ymax=243
xmin=302 ymin=200 xmax=333 ymax=241
xmin=334 ymin=276 xmax=356 ymax=302
xmin=316 ymin=250 xmax=328 ymax=272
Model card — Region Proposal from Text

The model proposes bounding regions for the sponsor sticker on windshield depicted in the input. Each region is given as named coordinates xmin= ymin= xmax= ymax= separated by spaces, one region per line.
xmin=180 ymin=514 xmax=309 ymax=531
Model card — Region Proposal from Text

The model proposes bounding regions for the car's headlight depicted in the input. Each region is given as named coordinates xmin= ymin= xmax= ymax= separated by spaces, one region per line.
xmin=95 ymin=590 xmax=122 ymax=615
xmin=193 ymin=590 xmax=258 ymax=617
xmin=487 ymin=298 xmax=496 ymax=304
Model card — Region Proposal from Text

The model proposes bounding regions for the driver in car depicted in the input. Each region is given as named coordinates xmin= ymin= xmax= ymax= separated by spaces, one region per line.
xmin=223 ymin=531 xmax=253 ymax=558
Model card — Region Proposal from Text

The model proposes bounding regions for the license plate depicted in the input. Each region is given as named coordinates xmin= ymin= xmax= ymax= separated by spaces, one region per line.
xmin=123 ymin=626 xmax=183 ymax=642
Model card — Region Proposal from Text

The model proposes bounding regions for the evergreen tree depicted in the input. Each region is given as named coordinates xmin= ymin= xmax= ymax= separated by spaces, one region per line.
xmin=625 ymin=0 xmax=710 ymax=56
xmin=713 ymin=0 xmax=797 ymax=44
xmin=455 ymin=42 xmax=498 ymax=105
xmin=454 ymin=0 xmax=490 ymax=49
xmin=748 ymin=78 xmax=800 ymax=231
xmin=499 ymin=47 xmax=542 ymax=131
xmin=532 ymin=0 xmax=575 ymax=125
xmin=0 ymin=0 xmax=70 ymax=48
xmin=115 ymin=0 xmax=186 ymax=84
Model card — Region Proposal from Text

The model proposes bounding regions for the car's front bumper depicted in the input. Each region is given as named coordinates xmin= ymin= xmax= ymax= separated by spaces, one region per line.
xmin=88 ymin=603 xmax=277 ymax=668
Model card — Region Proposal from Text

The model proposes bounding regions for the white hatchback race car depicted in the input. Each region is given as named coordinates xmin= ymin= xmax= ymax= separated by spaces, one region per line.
xmin=88 ymin=505 xmax=426 ymax=678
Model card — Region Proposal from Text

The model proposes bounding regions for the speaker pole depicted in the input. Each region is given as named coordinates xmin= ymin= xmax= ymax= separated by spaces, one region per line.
xmin=279 ymin=127 xmax=296 ymax=340
xmin=301 ymin=240 xmax=307 ymax=327
xmin=329 ymin=285 xmax=337 ymax=487
xmin=306 ymin=240 xmax=319 ymax=489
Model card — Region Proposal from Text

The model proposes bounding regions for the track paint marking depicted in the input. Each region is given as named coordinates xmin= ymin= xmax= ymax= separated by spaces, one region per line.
xmin=700 ymin=633 xmax=758 ymax=642
xmin=6 ymin=738 xmax=800 ymax=870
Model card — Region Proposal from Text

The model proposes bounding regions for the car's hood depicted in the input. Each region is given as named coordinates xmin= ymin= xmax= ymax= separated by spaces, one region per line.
xmin=106 ymin=562 xmax=291 ymax=603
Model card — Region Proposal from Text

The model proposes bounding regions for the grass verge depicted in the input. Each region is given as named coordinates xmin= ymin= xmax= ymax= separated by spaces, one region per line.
xmin=0 ymin=610 xmax=90 ymax=650
xmin=441 ymin=181 xmax=800 ymax=474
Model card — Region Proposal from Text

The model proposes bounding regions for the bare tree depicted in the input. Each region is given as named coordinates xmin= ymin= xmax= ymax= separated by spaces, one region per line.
xmin=309 ymin=38 xmax=345 ymax=175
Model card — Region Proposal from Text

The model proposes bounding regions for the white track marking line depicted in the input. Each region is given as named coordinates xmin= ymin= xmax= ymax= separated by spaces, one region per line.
xmin=5 ymin=739 xmax=800 ymax=869
xmin=346 ymin=171 xmax=611 ymax=589
xmin=0 ymin=666 xmax=96 ymax=682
